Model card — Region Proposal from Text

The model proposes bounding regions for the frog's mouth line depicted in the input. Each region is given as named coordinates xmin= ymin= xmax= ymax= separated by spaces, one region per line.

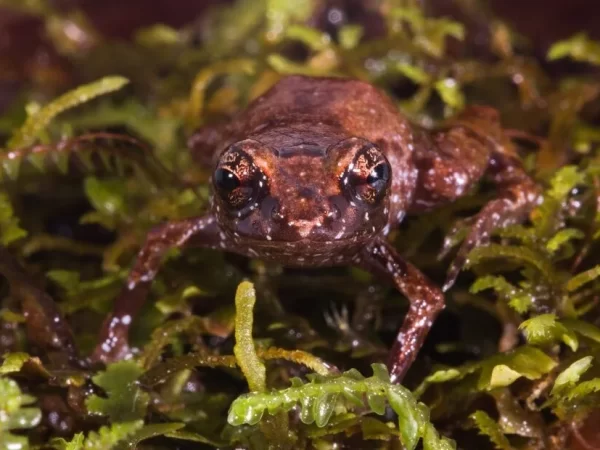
xmin=222 ymin=216 xmax=386 ymax=244
xmin=226 ymin=227 xmax=379 ymax=246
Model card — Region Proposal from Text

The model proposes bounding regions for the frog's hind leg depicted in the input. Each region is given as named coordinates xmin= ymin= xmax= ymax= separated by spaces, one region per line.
xmin=441 ymin=151 xmax=539 ymax=290
xmin=409 ymin=106 xmax=540 ymax=291
xmin=409 ymin=106 xmax=498 ymax=213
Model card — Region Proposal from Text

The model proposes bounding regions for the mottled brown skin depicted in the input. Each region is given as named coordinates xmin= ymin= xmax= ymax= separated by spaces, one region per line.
xmin=92 ymin=76 xmax=539 ymax=382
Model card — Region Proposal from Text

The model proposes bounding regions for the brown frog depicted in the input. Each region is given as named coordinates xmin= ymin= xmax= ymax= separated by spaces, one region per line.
xmin=92 ymin=75 xmax=539 ymax=382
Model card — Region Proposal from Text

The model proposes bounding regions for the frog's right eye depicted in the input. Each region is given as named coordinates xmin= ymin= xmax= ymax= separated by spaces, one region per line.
xmin=213 ymin=146 xmax=267 ymax=215
xmin=214 ymin=168 xmax=241 ymax=192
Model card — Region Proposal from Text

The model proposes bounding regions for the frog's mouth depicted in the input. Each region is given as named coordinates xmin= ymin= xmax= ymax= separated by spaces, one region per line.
xmin=234 ymin=234 xmax=370 ymax=250
xmin=228 ymin=222 xmax=381 ymax=245
xmin=288 ymin=219 xmax=320 ymax=239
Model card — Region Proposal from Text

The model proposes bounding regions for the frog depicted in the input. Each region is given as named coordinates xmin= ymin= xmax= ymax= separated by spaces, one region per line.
xmin=92 ymin=75 xmax=539 ymax=382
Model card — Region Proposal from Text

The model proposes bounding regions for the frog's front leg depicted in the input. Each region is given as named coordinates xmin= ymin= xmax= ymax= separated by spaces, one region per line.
xmin=357 ymin=238 xmax=444 ymax=383
xmin=409 ymin=106 xmax=540 ymax=291
xmin=91 ymin=215 xmax=224 ymax=363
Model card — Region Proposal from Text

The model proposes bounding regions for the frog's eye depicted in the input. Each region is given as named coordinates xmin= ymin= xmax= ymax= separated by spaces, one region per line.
xmin=213 ymin=146 xmax=266 ymax=213
xmin=214 ymin=168 xmax=241 ymax=192
xmin=367 ymin=163 xmax=390 ymax=191
xmin=343 ymin=145 xmax=391 ymax=205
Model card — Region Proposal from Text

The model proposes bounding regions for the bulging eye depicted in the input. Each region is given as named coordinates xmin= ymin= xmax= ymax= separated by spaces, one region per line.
xmin=214 ymin=168 xmax=241 ymax=192
xmin=344 ymin=145 xmax=391 ymax=204
xmin=367 ymin=163 xmax=390 ymax=190
xmin=213 ymin=145 xmax=267 ymax=214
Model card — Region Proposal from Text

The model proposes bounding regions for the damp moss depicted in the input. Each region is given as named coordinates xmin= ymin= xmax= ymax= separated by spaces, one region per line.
xmin=1 ymin=0 xmax=600 ymax=449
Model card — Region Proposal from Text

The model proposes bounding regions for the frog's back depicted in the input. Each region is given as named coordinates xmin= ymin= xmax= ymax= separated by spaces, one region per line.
xmin=242 ymin=76 xmax=411 ymax=142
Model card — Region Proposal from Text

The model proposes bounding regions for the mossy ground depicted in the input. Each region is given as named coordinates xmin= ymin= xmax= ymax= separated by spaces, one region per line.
xmin=1 ymin=1 xmax=600 ymax=449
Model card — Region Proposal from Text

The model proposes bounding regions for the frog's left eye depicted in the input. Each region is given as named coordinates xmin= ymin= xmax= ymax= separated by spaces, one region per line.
xmin=213 ymin=145 xmax=267 ymax=214
xmin=343 ymin=144 xmax=391 ymax=205
xmin=367 ymin=163 xmax=390 ymax=192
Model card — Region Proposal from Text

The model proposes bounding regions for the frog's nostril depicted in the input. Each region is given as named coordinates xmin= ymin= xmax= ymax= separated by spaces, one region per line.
xmin=271 ymin=205 xmax=284 ymax=221
xmin=326 ymin=203 xmax=341 ymax=221
xmin=260 ymin=197 xmax=284 ymax=222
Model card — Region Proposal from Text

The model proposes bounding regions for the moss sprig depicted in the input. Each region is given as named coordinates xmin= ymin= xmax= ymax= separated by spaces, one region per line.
xmin=8 ymin=76 xmax=129 ymax=149
xmin=228 ymin=363 xmax=455 ymax=450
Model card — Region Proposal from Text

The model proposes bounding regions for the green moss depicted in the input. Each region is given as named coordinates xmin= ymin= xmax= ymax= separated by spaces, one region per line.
xmin=1 ymin=0 xmax=600 ymax=448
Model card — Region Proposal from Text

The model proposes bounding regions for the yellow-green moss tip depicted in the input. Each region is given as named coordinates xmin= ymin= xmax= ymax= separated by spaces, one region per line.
xmin=8 ymin=76 xmax=130 ymax=150
xmin=233 ymin=280 xmax=266 ymax=392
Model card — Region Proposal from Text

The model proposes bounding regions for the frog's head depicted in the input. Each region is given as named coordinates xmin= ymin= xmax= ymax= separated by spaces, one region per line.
xmin=211 ymin=137 xmax=391 ymax=244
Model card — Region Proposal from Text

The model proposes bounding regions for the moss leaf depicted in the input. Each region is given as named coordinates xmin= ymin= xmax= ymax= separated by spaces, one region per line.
xmin=0 ymin=377 xmax=42 ymax=449
xmin=552 ymin=356 xmax=594 ymax=395
xmin=567 ymin=264 xmax=600 ymax=292
xmin=434 ymin=78 xmax=465 ymax=109
xmin=58 ymin=421 xmax=144 ymax=450
xmin=548 ymin=33 xmax=600 ymax=65
xmin=8 ymin=76 xmax=129 ymax=149
xmin=86 ymin=361 xmax=149 ymax=422
xmin=233 ymin=281 xmax=266 ymax=393
xmin=0 ymin=353 xmax=32 ymax=375
xmin=520 ymin=314 xmax=579 ymax=351
xmin=471 ymin=410 xmax=513 ymax=450
xmin=0 ymin=193 xmax=27 ymax=246
xmin=479 ymin=347 xmax=557 ymax=390
xmin=84 ymin=176 xmax=128 ymax=218
xmin=227 ymin=364 xmax=455 ymax=449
